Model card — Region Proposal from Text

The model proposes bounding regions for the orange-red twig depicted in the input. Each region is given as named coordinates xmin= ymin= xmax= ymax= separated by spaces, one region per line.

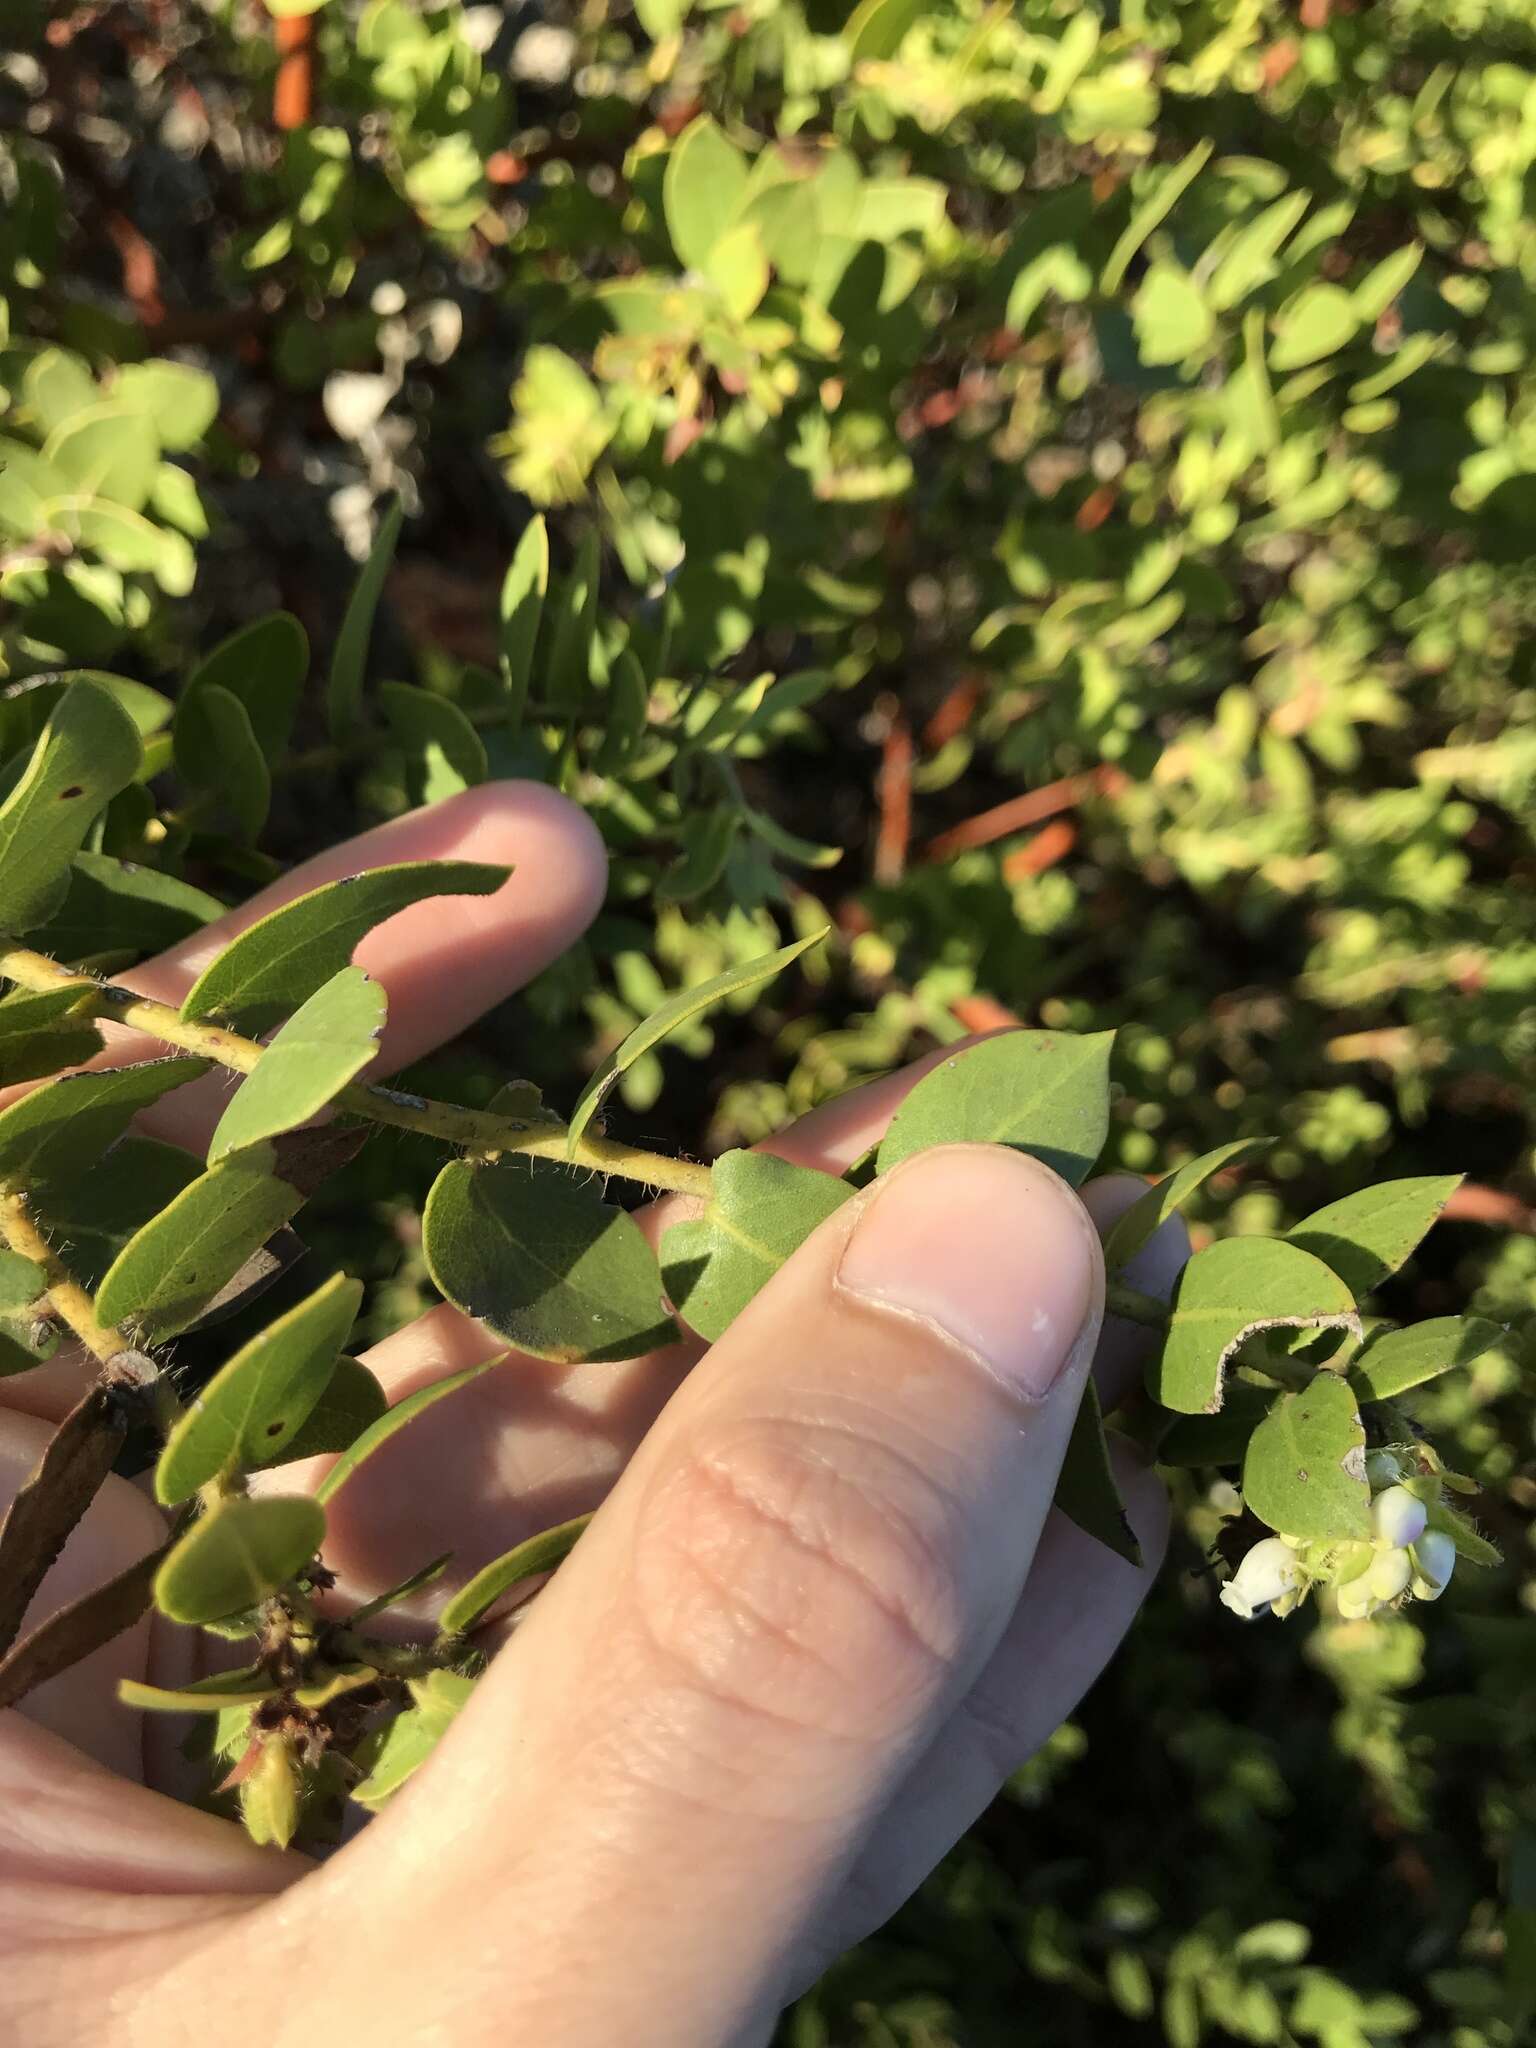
xmin=920 ymin=766 xmax=1127 ymax=864
xmin=949 ymin=994 xmax=1023 ymax=1034
xmin=874 ymin=709 xmax=913 ymax=886
xmin=1002 ymin=818 xmax=1077 ymax=881
xmin=272 ymin=8 xmax=313 ymax=131
xmin=922 ymin=677 xmax=982 ymax=753
xmin=1443 ymin=1185 xmax=1536 ymax=1235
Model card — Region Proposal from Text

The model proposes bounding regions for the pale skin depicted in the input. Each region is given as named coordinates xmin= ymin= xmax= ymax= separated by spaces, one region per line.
xmin=0 ymin=783 xmax=1188 ymax=2047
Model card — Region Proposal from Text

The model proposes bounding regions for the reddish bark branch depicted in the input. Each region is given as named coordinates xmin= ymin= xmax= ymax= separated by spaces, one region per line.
xmin=920 ymin=766 xmax=1127 ymax=864
xmin=874 ymin=708 xmax=913 ymax=886
xmin=272 ymin=7 xmax=314 ymax=131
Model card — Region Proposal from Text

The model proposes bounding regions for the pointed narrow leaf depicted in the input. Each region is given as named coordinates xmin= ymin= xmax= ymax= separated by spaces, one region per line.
xmin=1056 ymin=1380 xmax=1142 ymax=1566
xmin=1102 ymin=140 xmax=1214 ymax=294
xmin=1348 ymin=1316 xmax=1505 ymax=1403
xmin=1352 ymin=244 xmax=1422 ymax=322
xmin=876 ymin=1030 xmax=1113 ymax=1184
xmin=438 ymin=1513 xmax=591 ymax=1637
xmin=1243 ymin=1376 xmax=1370 ymax=1542
xmin=567 ymin=931 xmax=826 ymax=1154
xmin=0 ymin=679 xmax=143 ymax=933
xmin=1270 ymin=284 xmax=1360 ymax=371
xmin=208 ymin=968 xmax=386 ymax=1165
xmin=155 ymin=1273 xmax=363 ymax=1504
xmin=545 ymin=529 xmax=600 ymax=712
xmin=95 ymin=1149 xmax=307 ymax=1338
xmin=661 ymin=1151 xmax=853 ymax=1342
xmin=0 ymin=1058 xmax=209 ymax=1193
xmin=345 ymin=1554 xmax=453 ymax=1629
xmin=0 ymin=983 xmax=103 ymax=1085
xmin=1105 ymin=1141 xmax=1268 ymax=1272
xmin=499 ymin=516 xmax=548 ymax=723
xmin=272 ymin=1354 xmax=388 ymax=1464
xmin=119 ymin=1665 xmax=282 ymax=1713
xmin=425 ymin=1159 xmax=676 ymax=1362
xmin=180 ymin=860 xmax=508 ymax=1030
xmin=154 ymin=1494 xmax=327 ymax=1624
xmin=327 ymin=497 xmax=402 ymax=737
xmin=1151 ymin=1238 xmax=1359 ymax=1415
xmin=313 ymin=1360 xmax=498 ymax=1505
xmin=1288 ymin=1177 xmax=1462 ymax=1297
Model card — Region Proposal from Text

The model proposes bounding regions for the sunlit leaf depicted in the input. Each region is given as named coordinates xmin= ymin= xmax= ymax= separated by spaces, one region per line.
xmin=350 ymin=1669 xmax=476 ymax=1810
xmin=180 ymin=860 xmax=508 ymax=1030
xmin=663 ymin=115 xmax=749 ymax=271
xmin=1288 ymin=1177 xmax=1462 ymax=1296
xmin=876 ymin=1031 xmax=1113 ymax=1184
xmin=207 ymin=967 xmax=386 ymax=1164
xmin=1243 ymin=1375 xmax=1370 ymax=1542
xmin=1151 ymin=1238 xmax=1359 ymax=1415
xmin=155 ymin=1272 xmax=363 ymax=1503
xmin=661 ymin=1150 xmax=853 ymax=1341
xmin=313 ymin=1360 xmax=498 ymax=1505
xmin=566 ymin=930 xmax=826 ymax=1154
xmin=154 ymin=1493 xmax=326 ymax=1624
xmin=1348 ymin=1316 xmax=1505 ymax=1404
xmin=437 ymin=1513 xmax=590 ymax=1637
xmin=498 ymin=515 xmax=547 ymax=724
xmin=0 ymin=678 xmax=143 ymax=932
xmin=1104 ymin=1141 xmax=1268 ymax=1272
xmin=381 ymin=682 xmax=487 ymax=802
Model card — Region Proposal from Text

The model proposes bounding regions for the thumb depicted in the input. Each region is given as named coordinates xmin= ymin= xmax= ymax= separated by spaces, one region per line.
xmin=299 ymin=1146 xmax=1103 ymax=2045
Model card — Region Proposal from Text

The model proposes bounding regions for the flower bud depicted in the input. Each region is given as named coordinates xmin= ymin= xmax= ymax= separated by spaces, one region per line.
xmin=1365 ymin=1450 xmax=1405 ymax=1491
xmin=1370 ymin=1484 xmax=1428 ymax=1550
xmin=1220 ymin=1536 xmax=1304 ymax=1620
xmin=1365 ymin=1545 xmax=1413 ymax=1604
xmin=1410 ymin=1528 xmax=1457 ymax=1601
xmin=1336 ymin=1572 xmax=1378 ymax=1620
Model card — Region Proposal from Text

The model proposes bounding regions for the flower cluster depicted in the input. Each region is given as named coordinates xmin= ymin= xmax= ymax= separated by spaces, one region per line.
xmin=1220 ymin=1482 xmax=1457 ymax=1624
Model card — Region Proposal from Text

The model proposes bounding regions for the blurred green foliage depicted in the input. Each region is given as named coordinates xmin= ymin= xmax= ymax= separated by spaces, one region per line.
xmin=3 ymin=0 xmax=1536 ymax=2040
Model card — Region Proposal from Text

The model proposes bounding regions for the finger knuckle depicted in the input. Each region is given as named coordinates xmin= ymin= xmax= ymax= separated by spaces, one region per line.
xmin=633 ymin=1417 xmax=965 ymax=1748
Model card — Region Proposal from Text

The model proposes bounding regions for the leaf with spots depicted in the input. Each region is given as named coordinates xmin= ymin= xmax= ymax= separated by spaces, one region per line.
xmin=208 ymin=967 xmax=386 ymax=1164
xmin=1288 ymin=1177 xmax=1462 ymax=1297
xmin=0 ymin=678 xmax=144 ymax=933
xmin=153 ymin=1494 xmax=327 ymax=1625
xmin=1242 ymin=1375 xmax=1370 ymax=1543
xmin=154 ymin=1273 xmax=363 ymax=1504
xmin=425 ymin=1158 xmax=677 ymax=1363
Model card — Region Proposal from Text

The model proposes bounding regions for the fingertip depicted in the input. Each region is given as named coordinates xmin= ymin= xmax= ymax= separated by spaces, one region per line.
xmin=1081 ymin=1172 xmax=1192 ymax=1298
xmin=396 ymin=779 xmax=609 ymax=944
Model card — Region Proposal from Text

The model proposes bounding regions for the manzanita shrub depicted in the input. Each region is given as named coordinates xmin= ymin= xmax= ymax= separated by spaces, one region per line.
xmin=0 ymin=650 xmax=1504 ymax=1850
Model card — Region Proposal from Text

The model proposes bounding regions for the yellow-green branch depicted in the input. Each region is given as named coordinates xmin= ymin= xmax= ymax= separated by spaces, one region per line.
xmin=0 ymin=948 xmax=714 ymax=1201
xmin=0 ymin=1191 xmax=126 ymax=1365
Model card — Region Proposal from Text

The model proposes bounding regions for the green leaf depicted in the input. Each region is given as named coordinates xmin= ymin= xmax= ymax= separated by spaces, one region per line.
xmin=498 ymin=516 xmax=547 ymax=723
xmin=705 ymin=222 xmax=770 ymax=321
xmin=350 ymin=1669 xmax=476 ymax=1809
xmin=0 ymin=983 xmax=103 ymax=1085
xmin=154 ymin=1273 xmax=363 ymax=1504
xmin=1151 ymin=1238 xmax=1359 ymax=1415
xmin=380 ymin=682 xmax=488 ymax=802
xmin=437 ymin=1513 xmax=591 ymax=1637
xmin=1426 ymin=1496 xmax=1501 ymax=1569
xmin=1102 ymin=141 xmax=1214 ymax=294
xmin=545 ymin=529 xmax=600 ymax=712
xmin=119 ymin=1664 xmax=282 ymax=1713
xmin=1352 ymin=244 xmax=1422 ymax=322
xmin=1207 ymin=193 xmax=1310 ymax=310
xmin=656 ymin=807 xmax=739 ymax=903
xmin=876 ymin=1031 xmax=1113 ymax=1183
xmin=271 ymin=1354 xmax=388 ymax=1465
xmin=72 ymin=502 xmax=195 ymax=592
xmin=661 ymin=1150 xmax=853 ymax=1342
xmin=326 ymin=497 xmax=402 ymax=738
xmin=153 ymin=1494 xmax=326 ymax=1625
xmin=1348 ymin=1316 xmax=1505 ymax=1403
xmin=22 ymin=348 xmax=98 ymax=435
xmin=111 ymin=360 xmax=220 ymax=451
xmin=208 ymin=967 xmax=386 ymax=1165
xmin=594 ymin=650 xmax=650 ymax=776
xmin=313 ymin=1360 xmax=498 ymax=1505
xmin=1269 ymin=284 xmax=1361 ymax=372
xmin=1104 ymin=1141 xmax=1267 ymax=1272
xmin=845 ymin=0 xmax=925 ymax=63
xmin=1243 ymin=1375 xmax=1370 ymax=1542
xmin=21 ymin=851 xmax=224 ymax=964
xmin=0 ymin=1247 xmax=53 ymax=1376
xmin=43 ymin=403 xmax=159 ymax=511
xmin=94 ymin=1149 xmax=308 ymax=1339
xmin=0 ymin=1252 xmax=44 ymax=1316
xmin=180 ymin=860 xmax=508 ymax=1031
xmin=185 ymin=613 xmax=308 ymax=762
xmin=1157 ymin=1383 xmax=1282 ymax=1468
xmin=425 ymin=1159 xmax=677 ymax=1363
xmin=1057 ymin=1380 xmax=1142 ymax=1566
xmin=0 ymin=1057 xmax=209 ymax=1195
xmin=1288 ymin=1177 xmax=1461 ymax=1296
xmin=30 ymin=1136 xmax=201 ymax=1288
xmin=0 ymin=678 xmax=143 ymax=932
xmin=1133 ymin=263 xmax=1216 ymax=366
xmin=174 ymin=681 xmax=271 ymax=839
xmin=567 ymin=931 xmax=825 ymax=1154
xmin=663 ymin=115 xmax=750 ymax=271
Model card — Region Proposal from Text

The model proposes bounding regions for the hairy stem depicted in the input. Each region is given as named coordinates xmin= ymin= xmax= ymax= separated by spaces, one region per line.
xmin=0 ymin=948 xmax=714 ymax=1199
xmin=0 ymin=1190 xmax=128 ymax=1365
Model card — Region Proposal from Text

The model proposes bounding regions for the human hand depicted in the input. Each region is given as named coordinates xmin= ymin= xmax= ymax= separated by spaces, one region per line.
xmin=0 ymin=784 xmax=1186 ymax=2048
